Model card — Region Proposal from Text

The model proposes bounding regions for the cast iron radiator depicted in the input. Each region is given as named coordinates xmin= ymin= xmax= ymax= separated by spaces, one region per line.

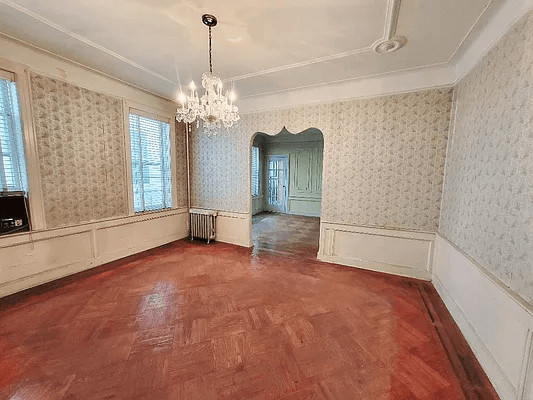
xmin=189 ymin=208 xmax=217 ymax=243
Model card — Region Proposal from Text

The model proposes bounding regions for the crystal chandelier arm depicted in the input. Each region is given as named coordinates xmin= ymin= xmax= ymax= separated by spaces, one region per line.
xmin=176 ymin=14 xmax=239 ymax=131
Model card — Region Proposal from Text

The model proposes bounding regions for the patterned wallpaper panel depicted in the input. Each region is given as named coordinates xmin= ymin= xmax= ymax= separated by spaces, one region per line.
xmin=440 ymin=10 xmax=533 ymax=305
xmin=31 ymin=74 xmax=128 ymax=228
xmin=191 ymin=87 xmax=453 ymax=232
xmin=190 ymin=124 xmax=250 ymax=213
xmin=175 ymin=121 xmax=188 ymax=208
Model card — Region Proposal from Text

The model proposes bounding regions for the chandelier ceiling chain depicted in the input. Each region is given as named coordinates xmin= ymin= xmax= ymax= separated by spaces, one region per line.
xmin=208 ymin=25 xmax=212 ymax=73
xmin=176 ymin=14 xmax=239 ymax=135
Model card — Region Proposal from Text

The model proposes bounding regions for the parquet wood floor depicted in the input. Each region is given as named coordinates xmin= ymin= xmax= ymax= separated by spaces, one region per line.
xmin=0 ymin=213 xmax=498 ymax=399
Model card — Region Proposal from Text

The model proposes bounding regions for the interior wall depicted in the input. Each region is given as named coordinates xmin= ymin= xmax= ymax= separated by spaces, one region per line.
xmin=439 ymin=8 xmax=533 ymax=306
xmin=434 ymin=9 xmax=533 ymax=399
xmin=191 ymin=87 xmax=453 ymax=232
xmin=0 ymin=38 xmax=189 ymax=297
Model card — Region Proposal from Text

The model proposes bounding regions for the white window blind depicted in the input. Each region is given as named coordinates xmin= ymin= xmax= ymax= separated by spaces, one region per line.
xmin=129 ymin=112 xmax=172 ymax=213
xmin=252 ymin=146 xmax=260 ymax=197
xmin=0 ymin=74 xmax=28 ymax=193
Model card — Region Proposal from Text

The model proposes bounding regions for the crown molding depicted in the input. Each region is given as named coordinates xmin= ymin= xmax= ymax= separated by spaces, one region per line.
xmin=452 ymin=0 xmax=533 ymax=82
xmin=226 ymin=0 xmax=403 ymax=83
xmin=0 ymin=0 xmax=178 ymax=86
xmin=238 ymin=63 xmax=456 ymax=114
xmin=0 ymin=33 xmax=177 ymax=109
xmin=2 ymin=0 xmax=530 ymax=114
xmin=239 ymin=0 xmax=533 ymax=114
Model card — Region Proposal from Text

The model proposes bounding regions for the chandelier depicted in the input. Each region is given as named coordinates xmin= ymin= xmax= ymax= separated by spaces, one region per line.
xmin=176 ymin=14 xmax=239 ymax=133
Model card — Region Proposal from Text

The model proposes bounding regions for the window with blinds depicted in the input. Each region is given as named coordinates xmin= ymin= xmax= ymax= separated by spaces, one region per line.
xmin=252 ymin=146 xmax=260 ymax=197
xmin=129 ymin=112 xmax=172 ymax=213
xmin=0 ymin=71 xmax=28 ymax=193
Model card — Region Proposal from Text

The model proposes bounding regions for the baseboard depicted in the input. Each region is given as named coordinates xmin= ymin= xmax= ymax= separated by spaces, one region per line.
xmin=318 ymin=253 xmax=431 ymax=280
xmin=0 ymin=208 xmax=189 ymax=298
xmin=215 ymin=211 xmax=252 ymax=247
xmin=285 ymin=210 xmax=321 ymax=218
xmin=433 ymin=234 xmax=533 ymax=400
xmin=317 ymin=221 xmax=434 ymax=281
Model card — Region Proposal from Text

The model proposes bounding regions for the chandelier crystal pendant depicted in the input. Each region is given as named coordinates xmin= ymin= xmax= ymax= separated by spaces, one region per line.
xmin=176 ymin=14 xmax=239 ymax=134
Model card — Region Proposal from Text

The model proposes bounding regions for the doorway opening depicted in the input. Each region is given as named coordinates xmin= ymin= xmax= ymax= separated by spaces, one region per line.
xmin=250 ymin=127 xmax=324 ymax=257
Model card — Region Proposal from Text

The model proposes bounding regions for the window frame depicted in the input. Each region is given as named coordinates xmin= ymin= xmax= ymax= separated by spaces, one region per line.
xmin=251 ymin=145 xmax=261 ymax=198
xmin=0 ymin=58 xmax=45 ymax=231
xmin=124 ymin=101 xmax=177 ymax=215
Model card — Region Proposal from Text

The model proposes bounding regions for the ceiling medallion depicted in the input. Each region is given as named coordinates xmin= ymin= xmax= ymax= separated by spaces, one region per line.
xmin=372 ymin=36 xmax=407 ymax=54
xmin=176 ymin=14 xmax=239 ymax=135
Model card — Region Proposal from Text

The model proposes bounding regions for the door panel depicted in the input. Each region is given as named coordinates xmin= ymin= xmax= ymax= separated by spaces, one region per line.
xmin=266 ymin=155 xmax=288 ymax=213
xmin=293 ymin=149 xmax=312 ymax=194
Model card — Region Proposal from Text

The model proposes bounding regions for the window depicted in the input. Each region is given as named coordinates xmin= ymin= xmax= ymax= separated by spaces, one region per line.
xmin=252 ymin=146 xmax=260 ymax=197
xmin=129 ymin=112 xmax=172 ymax=212
xmin=0 ymin=70 xmax=28 ymax=193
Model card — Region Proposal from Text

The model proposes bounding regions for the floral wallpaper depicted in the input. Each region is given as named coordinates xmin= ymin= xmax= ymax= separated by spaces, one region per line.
xmin=190 ymin=123 xmax=250 ymax=213
xmin=440 ymin=10 xmax=533 ymax=305
xmin=31 ymin=74 xmax=128 ymax=228
xmin=175 ymin=121 xmax=189 ymax=208
xmin=191 ymin=87 xmax=454 ymax=232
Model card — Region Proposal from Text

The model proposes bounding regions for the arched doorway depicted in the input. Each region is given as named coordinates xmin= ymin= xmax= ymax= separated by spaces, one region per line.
xmin=249 ymin=127 xmax=324 ymax=257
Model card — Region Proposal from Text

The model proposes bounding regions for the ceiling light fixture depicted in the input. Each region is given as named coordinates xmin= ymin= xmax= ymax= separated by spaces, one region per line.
xmin=176 ymin=14 xmax=239 ymax=134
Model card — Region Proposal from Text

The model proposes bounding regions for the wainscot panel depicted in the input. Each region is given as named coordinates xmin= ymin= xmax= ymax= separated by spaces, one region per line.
xmin=433 ymin=234 xmax=533 ymax=400
xmin=318 ymin=222 xmax=434 ymax=280
xmin=0 ymin=208 xmax=188 ymax=298
xmin=288 ymin=197 xmax=321 ymax=217
xmin=215 ymin=211 xmax=252 ymax=247
xmin=252 ymin=196 xmax=264 ymax=215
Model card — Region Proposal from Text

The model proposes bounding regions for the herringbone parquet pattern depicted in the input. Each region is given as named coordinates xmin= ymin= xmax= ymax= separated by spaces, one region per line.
xmin=0 ymin=213 xmax=492 ymax=399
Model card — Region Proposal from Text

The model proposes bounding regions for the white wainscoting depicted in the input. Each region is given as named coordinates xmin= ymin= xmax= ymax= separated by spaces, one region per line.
xmin=433 ymin=234 xmax=533 ymax=400
xmin=317 ymin=222 xmax=434 ymax=280
xmin=252 ymin=196 xmax=264 ymax=215
xmin=0 ymin=208 xmax=189 ymax=298
xmin=215 ymin=211 xmax=252 ymax=248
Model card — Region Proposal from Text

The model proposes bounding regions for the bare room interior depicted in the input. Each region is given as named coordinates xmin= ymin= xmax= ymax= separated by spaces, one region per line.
xmin=0 ymin=0 xmax=532 ymax=399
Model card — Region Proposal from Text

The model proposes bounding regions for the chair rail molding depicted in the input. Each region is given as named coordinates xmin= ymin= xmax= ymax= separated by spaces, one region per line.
xmin=433 ymin=234 xmax=533 ymax=400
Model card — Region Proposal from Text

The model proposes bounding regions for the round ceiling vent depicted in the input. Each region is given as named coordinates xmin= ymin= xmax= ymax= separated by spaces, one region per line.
xmin=372 ymin=36 xmax=407 ymax=54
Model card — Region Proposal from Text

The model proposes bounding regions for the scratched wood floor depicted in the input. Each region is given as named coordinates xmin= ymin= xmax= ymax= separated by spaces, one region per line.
xmin=0 ymin=213 xmax=495 ymax=399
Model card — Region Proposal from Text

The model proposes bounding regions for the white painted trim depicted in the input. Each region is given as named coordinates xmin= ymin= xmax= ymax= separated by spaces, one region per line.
xmin=123 ymin=100 xmax=134 ymax=216
xmin=0 ymin=34 xmax=176 ymax=107
xmin=319 ymin=253 xmax=432 ymax=281
xmin=126 ymin=99 xmax=176 ymax=121
xmin=0 ymin=57 xmax=46 ymax=230
xmin=227 ymin=48 xmax=373 ymax=83
xmin=0 ymin=208 xmax=188 ymax=298
xmin=452 ymin=0 xmax=533 ymax=82
xmin=0 ymin=207 xmax=188 ymax=248
xmin=170 ymin=116 xmax=178 ymax=211
xmin=446 ymin=0 xmax=494 ymax=64
xmin=215 ymin=210 xmax=252 ymax=247
xmin=433 ymin=233 xmax=533 ymax=400
xmin=237 ymin=64 xmax=456 ymax=114
xmin=123 ymin=100 xmax=178 ymax=214
xmin=1 ymin=0 xmax=529 ymax=116
xmin=227 ymin=0 xmax=400 ymax=83
xmin=0 ymin=0 xmax=177 ymax=86
xmin=317 ymin=222 xmax=434 ymax=281
xmin=319 ymin=221 xmax=436 ymax=241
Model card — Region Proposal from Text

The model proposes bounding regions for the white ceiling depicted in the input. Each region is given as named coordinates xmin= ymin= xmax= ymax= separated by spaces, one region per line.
xmin=0 ymin=0 xmax=500 ymax=102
